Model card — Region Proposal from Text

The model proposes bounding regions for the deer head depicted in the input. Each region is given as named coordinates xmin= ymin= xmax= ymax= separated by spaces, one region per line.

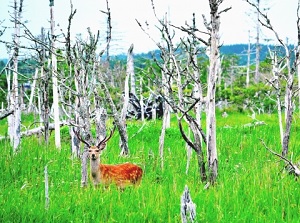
xmin=73 ymin=126 xmax=116 ymax=160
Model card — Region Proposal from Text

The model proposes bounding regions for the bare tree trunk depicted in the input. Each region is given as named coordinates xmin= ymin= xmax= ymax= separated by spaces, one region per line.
xmin=81 ymin=150 xmax=89 ymax=187
xmin=44 ymin=165 xmax=49 ymax=210
xmin=41 ymin=66 xmax=50 ymax=145
xmin=246 ymin=0 xmax=300 ymax=158
xmin=185 ymin=128 xmax=192 ymax=174
xmin=38 ymin=27 xmax=50 ymax=145
xmin=128 ymin=44 xmax=136 ymax=95
xmin=10 ymin=0 xmax=23 ymax=152
xmin=7 ymin=62 xmax=13 ymax=143
xmin=28 ymin=68 xmax=38 ymax=113
xmin=70 ymin=79 xmax=80 ymax=158
xmin=70 ymin=126 xmax=80 ymax=158
xmin=159 ymin=103 xmax=169 ymax=170
xmin=192 ymin=17 xmax=203 ymax=149
xmin=116 ymin=45 xmax=135 ymax=155
xmin=76 ymin=66 xmax=92 ymax=186
xmin=95 ymin=102 xmax=107 ymax=143
xmin=255 ymin=0 xmax=260 ymax=83
xmin=298 ymin=48 xmax=300 ymax=111
xmin=246 ymin=30 xmax=251 ymax=88
xmin=269 ymin=48 xmax=284 ymax=145
xmin=139 ymin=77 xmax=145 ymax=121
xmin=206 ymin=0 xmax=221 ymax=184
xmin=282 ymin=52 xmax=293 ymax=157
xmin=50 ymin=0 xmax=61 ymax=149
xmin=121 ymin=45 xmax=132 ymax=121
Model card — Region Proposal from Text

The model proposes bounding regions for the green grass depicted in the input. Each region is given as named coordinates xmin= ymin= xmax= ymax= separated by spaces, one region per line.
xmin=0 ymin=111 xmax=300 ymax=222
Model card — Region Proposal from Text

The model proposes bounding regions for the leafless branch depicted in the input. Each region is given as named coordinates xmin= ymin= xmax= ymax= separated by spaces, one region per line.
xmin=260 ymin=138 xmax=300 ymax=176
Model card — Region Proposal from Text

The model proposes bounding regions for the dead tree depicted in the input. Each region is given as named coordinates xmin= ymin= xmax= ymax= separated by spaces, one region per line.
xmin=6 ymin=21 xmax=52 ymax=145
xmin=137 ymin=2 xmax=208 ymax=181
xmin=247 ymin=0 xmax=300 ymax=157
xmin=254 ymin=0 xmax=260 ymax=83
xmin=128 ymin=44 xmax=136 ymax=95
xmin=205 ymin=0 xmax=225 ymax=185
xmin=98 ymin=71 xmax=129 ymax=156
xmin=49 ymin=0 xmax=61 ymax=149
xmin=267 ymin=47 xmax=285 ymax=145
xmin=97 ymin=1 xmax=129 ymax=156
xmin=137 ymin=0 xmax=230 ymax=185
xmin=72 ymin=29 xmax=100 ymax=186
xmin=8 ymin=0 xmax=23 ymax=152
xmin=181 ymin=185 xmax=197 ymax=223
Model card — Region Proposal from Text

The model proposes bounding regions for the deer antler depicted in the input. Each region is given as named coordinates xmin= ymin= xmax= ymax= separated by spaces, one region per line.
xmin=97 ymin=125 xmax=116 ymax=148
xmin=73 ymin=127 xmax=91 ymax=147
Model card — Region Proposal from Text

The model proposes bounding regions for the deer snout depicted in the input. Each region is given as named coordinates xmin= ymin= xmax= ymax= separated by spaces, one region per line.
xmin=91 ymin=153 xmax=97 ymax=160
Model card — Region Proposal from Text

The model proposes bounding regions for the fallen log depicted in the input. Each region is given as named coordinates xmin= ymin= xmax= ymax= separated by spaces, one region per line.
xmin=0 ymin=121 xmax=68 ymax=140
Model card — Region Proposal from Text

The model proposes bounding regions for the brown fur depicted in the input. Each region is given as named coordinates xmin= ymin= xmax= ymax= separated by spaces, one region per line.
xmin=89 ymin=146 xmax=143 ymax=188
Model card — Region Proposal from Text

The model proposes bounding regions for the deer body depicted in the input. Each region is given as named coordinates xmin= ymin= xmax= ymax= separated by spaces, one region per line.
xmin=75 ymin=127 xmax=143 ymax=188
xmin=89 ymin=146 xmax=143 ymax=187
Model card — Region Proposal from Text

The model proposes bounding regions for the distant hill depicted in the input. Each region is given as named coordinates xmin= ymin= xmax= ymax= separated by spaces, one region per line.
xmin=0 ymin=44 xmax=293 ymax=69
xmin=220 ymin=44 xmax=270 ymax=65
xmin=130 ymin=44 xmax=280 ymax=67
xmin=0 ymin=58 xmax=8 ymax=63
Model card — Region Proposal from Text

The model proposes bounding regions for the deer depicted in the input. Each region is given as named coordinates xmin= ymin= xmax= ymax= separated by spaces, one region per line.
xmin=74 ymin=127 xmax=143 ymax=188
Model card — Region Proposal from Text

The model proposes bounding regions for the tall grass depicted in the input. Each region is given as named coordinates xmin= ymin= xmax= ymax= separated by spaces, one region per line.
xmin=0 ymin=111 xmax=299 ymax=222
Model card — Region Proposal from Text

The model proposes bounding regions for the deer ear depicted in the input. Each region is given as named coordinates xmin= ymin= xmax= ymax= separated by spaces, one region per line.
xmin=98 ymin=142 xmax=106 ymax=151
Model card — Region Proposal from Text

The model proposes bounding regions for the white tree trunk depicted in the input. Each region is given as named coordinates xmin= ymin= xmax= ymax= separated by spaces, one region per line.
xmin=206 ymin=0 xmax=220 ymax=184
xmin=162 ymin=65 xmax=171 ymax=128
xmin=298 ymin=49 xmax=300 ymax=111
xmin=255 ymin=0 xmax=260 ymax=83
xmin=128 ymin=44 xmax=136 ymax=95
xmin=159 ymin=102 xmax=170 ymax=170
xmin=28 ymin=68 xmax=39 ymax=112
xmin=246 ymin=30 xmax=251 ymax=88
xmin=139 ymin=77 xmax=145 ymax=121
xmin=7 ymin=62 xmax=13 ymax=144
xmin=269 ymin=48 xmax=284 ymax=145
xmin=121 ymin=45 xmax=132 ymax=121
xmin=44 ymin=165 xmax=49 ymax=210
xmin=185 ymin=128 xmax=192 ymax=174
xmin=10 ymin=0 xmax=22 ymax=152
xmin=50 ymin=2 xmax=61 ymax=149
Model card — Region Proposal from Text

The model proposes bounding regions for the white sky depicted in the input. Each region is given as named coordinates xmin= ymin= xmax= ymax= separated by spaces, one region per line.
xmin=0 ymin=0 xmax=297 ymax=59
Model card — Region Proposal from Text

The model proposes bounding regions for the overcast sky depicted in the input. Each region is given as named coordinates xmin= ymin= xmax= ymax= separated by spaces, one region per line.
xmin=0 ymin=0 xmax=297 ymax=59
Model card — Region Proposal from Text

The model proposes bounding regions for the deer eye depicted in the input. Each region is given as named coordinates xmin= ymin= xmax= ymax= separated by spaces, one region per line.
xmin=95 ymin=150 xmax=100 ymax=153
xmin=88 ymin=150 xmax=92 ymax=152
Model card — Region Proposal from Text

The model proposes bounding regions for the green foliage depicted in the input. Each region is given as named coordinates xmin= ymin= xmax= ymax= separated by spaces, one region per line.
xmin=217 ymin=83 xmax=276 ymax=112
xmin=0 ymin=112 xmax=300 ymax=222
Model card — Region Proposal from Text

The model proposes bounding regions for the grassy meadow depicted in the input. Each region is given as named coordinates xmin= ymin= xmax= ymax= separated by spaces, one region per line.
xmin=0 ymin=111 xmax=300 ymax=222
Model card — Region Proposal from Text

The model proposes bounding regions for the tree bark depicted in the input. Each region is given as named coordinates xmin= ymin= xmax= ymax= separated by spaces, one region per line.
xmin=50 ymin=1 xmax=61 ymax=149
xmin=9 ymin=0 xmax=23 ymax=152
xmin=28 ymin=68 xmax=38 ymax=113
xmin=128 ymin=44 xmax=136 ymax=95
xmin=206 ymin=0 xmax=221 ymax=184
xmin=255 ymin=0 xmax=260 ymax=83
xmin=246 ymin=30 xmax=251 ymax=88
xmin=181 ymin=185 xmax=196 ymax=223
xmin=41 ymin=66 xmax=50 ymax=145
